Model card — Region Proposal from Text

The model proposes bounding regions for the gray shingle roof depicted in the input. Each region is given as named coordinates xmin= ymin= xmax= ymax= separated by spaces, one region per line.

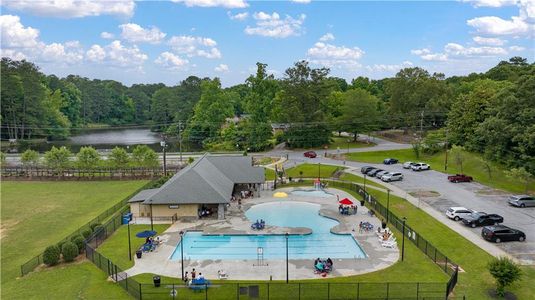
xmin=128 ymin=188 xmax=160 ymax=203
xmin=142 ymin=154 xmax=264 ymax=205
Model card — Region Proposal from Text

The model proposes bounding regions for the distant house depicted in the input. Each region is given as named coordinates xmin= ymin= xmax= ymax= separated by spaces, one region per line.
xmin=128 ymin=154 xmax=265 ymax=220
xmin=271 ymin=123 xmax=290 ymax=134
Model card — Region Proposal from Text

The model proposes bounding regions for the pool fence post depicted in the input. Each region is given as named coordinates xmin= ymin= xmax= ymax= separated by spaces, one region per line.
xmin=285 ymin=232 xmax=289 ymax=283
xmin=150 ymin=204 xmax=154 ymax=231
xmin=128 ymin=221 xmax=132 ymax=261
xmin=180 ymin=231 xmax=184 ymax=280
xmin=402 ymin=217 xmax=407 ymax=261
xmin=357 ymin=282 xmax=360 ymax=300
xmin=386 ymin=189 xmax=390 ymax=224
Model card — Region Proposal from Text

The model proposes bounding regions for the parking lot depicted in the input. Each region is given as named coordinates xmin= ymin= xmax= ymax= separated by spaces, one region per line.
xmin=355 ymin=162 xmax=535 ymax=264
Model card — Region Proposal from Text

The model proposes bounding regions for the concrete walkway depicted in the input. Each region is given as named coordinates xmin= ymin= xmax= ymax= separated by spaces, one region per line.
xmin=124 ymin=188 xmax=398 ymax=281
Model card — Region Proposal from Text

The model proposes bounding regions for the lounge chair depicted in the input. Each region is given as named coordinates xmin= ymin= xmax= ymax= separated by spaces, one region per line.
xmin=218 ymin=270 xmax=229 ymax=279
xmin=381 ymin=239 xmax=397 ymax=248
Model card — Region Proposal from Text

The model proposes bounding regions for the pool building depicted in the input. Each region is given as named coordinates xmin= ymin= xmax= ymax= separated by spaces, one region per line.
xmin=128 ymin=154 xmax=265 ymax=220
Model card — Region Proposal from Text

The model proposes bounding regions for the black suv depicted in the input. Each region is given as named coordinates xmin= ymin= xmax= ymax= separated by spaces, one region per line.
xmin=383 ymin=158 xmax=398 ymax=165
xmin=482 ymin=225 xmax=526 ymax=243
xmin=361 ymin=166 xmax=375 ymax=174
xmin=461 ymin=212 xmax=504 ymax=228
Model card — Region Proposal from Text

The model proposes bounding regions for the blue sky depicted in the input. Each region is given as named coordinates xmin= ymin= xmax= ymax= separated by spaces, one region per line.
xmin=1 ymin=0 xmax=533 ymax=86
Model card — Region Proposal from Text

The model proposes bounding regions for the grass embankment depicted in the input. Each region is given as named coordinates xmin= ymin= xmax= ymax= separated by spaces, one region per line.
xmin=325 ymin=136 xmax=375 ymax=150
xmin=0 ymin=180 xmax=148 ymax=300
xmin=347 ymin=148 xmax=534 ymax=194
xmin=286 ymin=163 xmax=344 ymax=179
xmin=98 ymin=224 xmax=171 ymax=270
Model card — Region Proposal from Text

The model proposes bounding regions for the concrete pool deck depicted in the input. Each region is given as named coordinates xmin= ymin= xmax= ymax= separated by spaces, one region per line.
xmin=124 ymin=187 xmax=399 ymax=280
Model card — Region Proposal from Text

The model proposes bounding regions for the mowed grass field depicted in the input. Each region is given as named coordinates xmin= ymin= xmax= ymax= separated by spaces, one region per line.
xmin=0 ymin=180 xmax=148 ymax=299
xmin=346 ymin=148 xmax=534 ymax=194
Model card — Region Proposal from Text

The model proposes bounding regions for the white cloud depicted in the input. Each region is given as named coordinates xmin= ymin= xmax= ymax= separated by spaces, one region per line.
xmin=86 ymin=40 xmax=147 ymax=67
xmin=119 ymin=23 xmax=166 ymax=44
xmin=472 ymin=36 xmax=506 ymax=46
xmin=366 ymin=61 xmax=413 ymax=72
xmin=467 ymin=16 xmax=532 ymax=36
xmin=518 ymin=0 xmax=535 ymax=22
xmin=167 ymin=35 xmax=221 ymax=59
xmin=291 ymin=0 xmax=311 ymax=3
xmin=1 ymin=0 xmax=135 ymax=18
xmin=0 ymin=15 xmax=39 ymax=48
xmin=171 ymin=0 xmax=248 ymax=8
xmin=86 ymin=45 xmax=106 ymax=62
xmin=228 ymin=11 xmax=249 ymax=21
xmin=461 ymin=0 xmax=517 ymax=8
xmin=155 ymin=52 xmax=189 ymax=70
xmin=411 ymin=42 xmax=510 ymax=62
xmin=307 ymin=41 xmax=364 ymax=69
xmin=509 ymin=45 xmax=526 ymax=51
xmin=244 ymin=12 xmax=306 ymax=38
xmin=0 ymin=15 xmax=83 ymax=64
xmin=100 ymin=31 xmax=115 ymax=39
xmin=319 ymin=33 xmax=335 ymax=42
xmin=214 ymin=63 xmax=229 ymax=72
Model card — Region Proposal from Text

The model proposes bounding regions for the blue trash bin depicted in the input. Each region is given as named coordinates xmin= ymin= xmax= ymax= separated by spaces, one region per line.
xmin=127 ymin=213 xmax=133 ymax=221
xmin=122 ymin=215 xmax=130 ymax=225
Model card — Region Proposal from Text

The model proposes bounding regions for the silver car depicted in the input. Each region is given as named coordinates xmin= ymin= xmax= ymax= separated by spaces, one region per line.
xmin=508 ymin=195 xmax=535 ymax=208
xmin=381 ymin=172 xmax=403 ymax=182
xmin=375 ymin=170 xmax=390 ymax=178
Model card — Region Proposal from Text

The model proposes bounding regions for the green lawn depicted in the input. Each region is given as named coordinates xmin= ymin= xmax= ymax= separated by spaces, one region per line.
xmin=285 ymin=163 xmax=344 ymax=179
xmin=265 ymin=168 xmax=276 ymax=180
xmin=338 ymin=172 xmax=385 ymax=189
xmin=338 ymin=184 xmax=535 ymax=299
xmin=0 ymin=180 xmax=149 ymax=299
xmin=346 ymin=148 xmax=534 ymax=194
xmin=98 ymin=224 xmax=171 ymax=270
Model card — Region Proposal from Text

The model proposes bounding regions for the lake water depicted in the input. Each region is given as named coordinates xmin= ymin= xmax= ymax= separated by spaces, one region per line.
xmin=4 ymin=128 xmax=199 ymax=153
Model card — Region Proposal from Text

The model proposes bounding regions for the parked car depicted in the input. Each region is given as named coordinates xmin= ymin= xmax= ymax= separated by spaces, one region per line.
xmin=482 ymin=225 xmax=526 ymax=243
xmin=383 ymin=158 xmax=398 ymax=165
xmin=367 ymin=169 xmax=384 ymax=177
xmin=446 ymin=207 xmax=475 ymax=221
xmin=447 ymin=174 xmax=473 ymax=183
xmin=375 ymin=170 xmax=390 ymax=178
xmin=411 ymin=163 xmax=430 ymax=171
xmin=381 ymin=172 xmax=403 ymax=182
xmin=461 ymin=212 xmax=503 ymax=228
xmin=304 ymin=151 xmax=317 ymax=158
xmin=402 ymin=161 xmax=416 ymax=169
xmin=361 ymin=166 xmax=375 ymax=174
xmin=508 ymin=195 xmax=535 ymax=208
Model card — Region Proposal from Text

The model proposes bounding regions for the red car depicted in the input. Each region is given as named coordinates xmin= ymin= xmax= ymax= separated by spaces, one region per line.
xmin=447 ymin=174 xmax=473 ymax=183
xmin=304 ymin=151 xmax=317 ymax=158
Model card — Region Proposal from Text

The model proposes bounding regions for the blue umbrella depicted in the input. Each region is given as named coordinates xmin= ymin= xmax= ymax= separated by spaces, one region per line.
xmin=136 ymin=230 xmax=157 ymax=238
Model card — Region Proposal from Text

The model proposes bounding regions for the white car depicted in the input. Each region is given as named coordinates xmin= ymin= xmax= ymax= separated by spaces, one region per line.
xmin=381 ymin=172 xmax=403 ymax=182
xmin=446 ymin=207 xmax=475 ymax=221
xmin=411 ymin=162 xmax=430 ymax=171
xmin=402 ymin=161 xmax=416 ymax=169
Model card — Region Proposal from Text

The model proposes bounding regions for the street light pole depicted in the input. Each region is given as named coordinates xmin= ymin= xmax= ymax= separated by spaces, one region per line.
xmin=363 ymin=174 xmax=367 ymax=192
xmin=285 ymin=232 xmax=289 ymax=283
xmin=402 ymin=217 xmax=407 ymax=261
xmin=318 ymin=163 xmax=321 ymax=180
xmin=180 ymin=231 xmax=184 ymax=280
xmin=160 ymin=138 xmax=167 ymax=176
xmin=127 ymin=220 xmax=132 ymax=261
xmin=150 ymin=203 xmax=154 ymax=231
xmin=386 ymin=189 xmax=390 ymax=224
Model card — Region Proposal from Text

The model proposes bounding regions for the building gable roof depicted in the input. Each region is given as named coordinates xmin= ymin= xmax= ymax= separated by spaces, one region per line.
xmin=141 ymin=154 xmax=264 ymax=205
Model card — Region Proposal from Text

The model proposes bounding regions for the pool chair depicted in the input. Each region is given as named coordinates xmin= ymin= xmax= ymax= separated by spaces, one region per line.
xmin=218 ymin=270 xmax=229 ymax=279
xmin=381 ymin=239 xmax=397 ymax=248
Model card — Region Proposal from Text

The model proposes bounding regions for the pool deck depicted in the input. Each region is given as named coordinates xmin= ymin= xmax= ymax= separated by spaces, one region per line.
xmin=124 ymin=187 xmax=399 ymax=280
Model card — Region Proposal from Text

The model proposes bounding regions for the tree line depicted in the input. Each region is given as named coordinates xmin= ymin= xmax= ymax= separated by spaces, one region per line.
xmin=1 ymin=57 xmax=534 ymax=174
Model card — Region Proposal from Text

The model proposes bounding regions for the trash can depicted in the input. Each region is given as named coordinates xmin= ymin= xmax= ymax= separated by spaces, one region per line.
xmin=122 ymin=215 xmax=130 ymax=225
xmin=153 ymin=276 xmax=161 ymax=287
xmin=127 ymin=213 xmax=133 ymax=221
xmin=136 ymin=250 xmax=142 ymax=259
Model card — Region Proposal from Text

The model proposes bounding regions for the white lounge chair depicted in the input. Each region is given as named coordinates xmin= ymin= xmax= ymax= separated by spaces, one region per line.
xmin=218 ymin=270 xmax=228 ymax=280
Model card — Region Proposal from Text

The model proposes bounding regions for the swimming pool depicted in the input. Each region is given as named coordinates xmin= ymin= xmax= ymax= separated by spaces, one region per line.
xmin=170 ymin=201 xmax=366 ymax=261
xmin=290 ymin=189 xmax=334 ymax=198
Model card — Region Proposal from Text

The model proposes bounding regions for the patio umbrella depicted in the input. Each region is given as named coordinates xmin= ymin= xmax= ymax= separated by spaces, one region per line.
xmin=338 ymin=198 xmax=354 ymax=205
xmin=273 ymin=192 xmax=288 ymax=198
xmin=135 ymin=230 xmax=157 ymax=238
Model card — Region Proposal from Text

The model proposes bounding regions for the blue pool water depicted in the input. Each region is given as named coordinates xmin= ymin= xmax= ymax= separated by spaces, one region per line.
xmin=170 ymin=201 xmax=366 ymax=260
xmin=290 ymin=189 xmax=334 ymax=198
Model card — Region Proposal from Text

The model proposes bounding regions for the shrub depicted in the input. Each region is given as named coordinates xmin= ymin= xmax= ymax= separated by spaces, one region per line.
xmin=70 ymin=235 xmax=85 ymax=253
xmin=43 ymin=245 xmax=60 ymax=266
xmin=56 ymin=240 xmax=67 ymax=253
xmin=93 ymin=225 xmax=104 ymax=234
xmin=488 ymin=256 xmax=522 ymax=297
xmin=61 ymin=242 xmax=79 ymax=262
xmin=90 ymin=223 xmax=101 ymax=231
xmin=81 ymin=228 xmax=93 ymax=239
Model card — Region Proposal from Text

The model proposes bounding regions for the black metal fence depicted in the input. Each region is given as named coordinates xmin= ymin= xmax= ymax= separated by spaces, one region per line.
xmin=20 ymin=179 xmax=158 ymax=276
xmin=2 ymin=166 xmax=181 ymax=180
xmin=324 ymin=180 xmax=460 ymax=295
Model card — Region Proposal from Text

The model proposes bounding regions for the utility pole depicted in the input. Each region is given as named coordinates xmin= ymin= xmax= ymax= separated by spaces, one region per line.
xmin=160 ymin=135 xmax=167 ymax=176
xmin=444 ymin=128 xmax=449 ymax=171
xmin=178 ymin=120 xmax=184 ymax=163
xmin=419 ymin=111 xmax=424 ymax=140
